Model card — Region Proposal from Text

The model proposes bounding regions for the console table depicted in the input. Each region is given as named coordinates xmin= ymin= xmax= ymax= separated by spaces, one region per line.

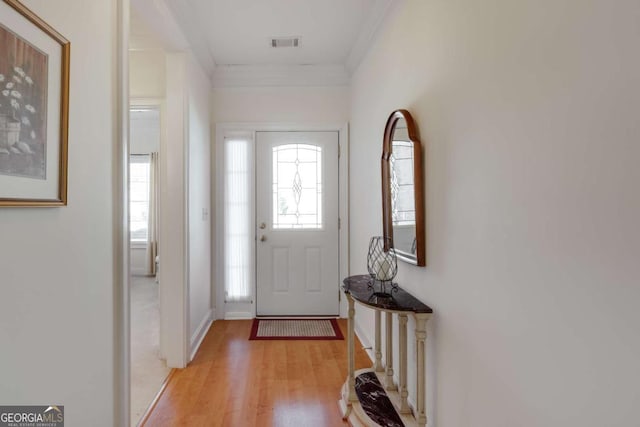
xmin=339 ymin=275 xmax=433 ymax=427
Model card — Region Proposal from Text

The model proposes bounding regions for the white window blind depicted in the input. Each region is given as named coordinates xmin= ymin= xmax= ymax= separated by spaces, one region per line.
xmin=224 ymin=137 xmax=253 ymax=302
xmin=130 ymin=154 xmax=151 ymax=242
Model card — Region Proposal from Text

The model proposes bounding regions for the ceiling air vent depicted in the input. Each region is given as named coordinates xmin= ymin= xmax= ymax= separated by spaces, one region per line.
xmin=270 ymin=37 xmax=300 ymax=48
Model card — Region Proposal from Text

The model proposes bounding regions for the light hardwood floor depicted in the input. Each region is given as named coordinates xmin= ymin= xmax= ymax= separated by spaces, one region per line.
xmin=142 ymin=319 xmax=371 ymax=427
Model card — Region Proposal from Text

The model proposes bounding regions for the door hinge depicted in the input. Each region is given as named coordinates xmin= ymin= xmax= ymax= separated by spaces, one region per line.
xmin=338 ymin=217 xmax=341 ymax=230
xmin=338 ymin=143 xmax=341 ymax=158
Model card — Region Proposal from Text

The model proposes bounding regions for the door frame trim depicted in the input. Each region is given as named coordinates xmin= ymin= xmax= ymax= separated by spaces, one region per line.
xmin=214 ymin=122 xmax=350 ymax=320
xmin=115 ymin=0 xmax=129 ymax=424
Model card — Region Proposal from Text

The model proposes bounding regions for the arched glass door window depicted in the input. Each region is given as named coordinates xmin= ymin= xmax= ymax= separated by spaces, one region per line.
xmin=272 ymin=144 xmax=323 ymax=229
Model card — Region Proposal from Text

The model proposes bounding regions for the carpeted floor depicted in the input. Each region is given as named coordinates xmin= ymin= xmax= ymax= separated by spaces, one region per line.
xmin=130 ymin=276 xmax=170 ymax=426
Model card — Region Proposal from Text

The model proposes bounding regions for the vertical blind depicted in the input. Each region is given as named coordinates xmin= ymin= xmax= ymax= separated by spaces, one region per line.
xmin=224 ymin=137 xmax=253 ymax=302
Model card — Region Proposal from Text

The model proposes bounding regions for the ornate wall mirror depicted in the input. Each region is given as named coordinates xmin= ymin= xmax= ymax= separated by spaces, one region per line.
xmin=382 ymin=110 xmax=425 ymax=266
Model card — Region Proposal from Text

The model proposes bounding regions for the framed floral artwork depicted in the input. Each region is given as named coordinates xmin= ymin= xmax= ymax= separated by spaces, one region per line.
xmin=0 ymin=0 xmax=69 ymax=206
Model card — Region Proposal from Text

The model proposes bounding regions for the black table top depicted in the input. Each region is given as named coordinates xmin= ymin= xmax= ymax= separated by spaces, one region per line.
xmin=342 ymin=275 xmax=433 ymax=314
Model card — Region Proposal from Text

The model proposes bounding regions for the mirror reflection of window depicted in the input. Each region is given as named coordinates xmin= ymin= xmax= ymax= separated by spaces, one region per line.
xmin=390 ymin=140 xmax=415 ymax=225
xmin=390 ymin=119 xmax=417 ymax=256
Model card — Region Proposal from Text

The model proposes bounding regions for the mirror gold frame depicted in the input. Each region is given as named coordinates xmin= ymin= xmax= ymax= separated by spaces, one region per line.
xmin=382 ymin=109 xmax=425 ymax=266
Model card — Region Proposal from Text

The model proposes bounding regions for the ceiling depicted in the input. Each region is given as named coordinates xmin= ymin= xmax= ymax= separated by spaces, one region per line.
xmin=131 ymin=0 xmax=394 ymax=86
xmin=174 ymin=0 xmax=374 ymax=66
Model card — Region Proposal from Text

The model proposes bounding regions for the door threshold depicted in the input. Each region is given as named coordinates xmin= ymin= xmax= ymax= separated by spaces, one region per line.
xmin=256 ymin=315 xmax=340 ymax=319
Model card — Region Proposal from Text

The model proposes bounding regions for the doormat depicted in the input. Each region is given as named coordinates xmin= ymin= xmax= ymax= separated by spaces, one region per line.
xmin=249 ymin=319 xmax=344 ymax=340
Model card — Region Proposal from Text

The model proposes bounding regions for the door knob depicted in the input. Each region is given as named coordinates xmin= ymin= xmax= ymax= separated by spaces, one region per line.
xmin=260 ymin=235 xmax=267 ymax=242
xmin=259 ymin=222 xmax=266 ymax=229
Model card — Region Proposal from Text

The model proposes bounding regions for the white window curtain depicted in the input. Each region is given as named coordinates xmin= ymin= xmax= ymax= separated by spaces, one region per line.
xmin=129 ymin=153 xmax=159 ymax=276
xmin=147 ymin=152 xmax=159 ymax=275
xmin=224 ymin=136 xmax=254 ymax=302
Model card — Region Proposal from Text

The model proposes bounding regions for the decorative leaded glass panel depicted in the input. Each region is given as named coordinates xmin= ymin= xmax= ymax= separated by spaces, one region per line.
xmin=272 ymin=144 xmax=323 ymax=229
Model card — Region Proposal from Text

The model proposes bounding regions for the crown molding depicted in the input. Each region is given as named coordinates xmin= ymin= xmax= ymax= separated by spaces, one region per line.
xmin=345 ymin=0 xmax=399 ymax=74
xmin=211 ymin=64 xmax=350 ymax=88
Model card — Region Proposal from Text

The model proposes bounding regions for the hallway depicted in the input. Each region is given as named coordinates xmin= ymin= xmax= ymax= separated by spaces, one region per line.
xmin=142 ymin=320 xmax=371 ymax=426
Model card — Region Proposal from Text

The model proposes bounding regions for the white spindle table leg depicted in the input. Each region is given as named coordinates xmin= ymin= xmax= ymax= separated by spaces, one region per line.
xmin=385 ymin=312 xmax=397 ymax=391
xmin=398 ymin=313 xmax=410 ymax=414
xmin=415 ymin=314 xmax=429 ymax=426
xmin=346 ymin=294 xmax=358 ymax=402
xmin=375 ymin=310 xmax=383 ymax=371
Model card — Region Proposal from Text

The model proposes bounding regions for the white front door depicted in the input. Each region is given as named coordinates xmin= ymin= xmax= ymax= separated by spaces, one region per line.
xmin=256 ymin=131 xmax=339 ymax=316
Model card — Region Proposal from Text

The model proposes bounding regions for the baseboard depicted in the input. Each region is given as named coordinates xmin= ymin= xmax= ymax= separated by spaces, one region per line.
xmin=138 ymin=369 xmax=176 ymax=427
xmin=224 ymin=311 xmax=253 ymax=320
xmin=131 ymin=269 xmax=148 ymax=277
xmin=256 ymin=315 xmax=339 ymax=319
xmin=190 ymin=309 xmax=213 ymax=362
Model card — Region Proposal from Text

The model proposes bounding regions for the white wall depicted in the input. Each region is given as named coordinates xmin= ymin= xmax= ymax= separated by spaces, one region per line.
xmin=129 ymin=49 xmax=165 ymax=99
xmin=350 ymin=1 xmax=640 ymax=426
xmin=211 ymin=86 xmax=349 ymax=123
xmin=130 ymin=245 xmax=147 ymax=276
xmin=187 ymin=55 xmax=212 ymax=350
xmin=0 ymin=1 xmax=117 ymax=425
xmin=156 ymin=51 xmax=213 ymax=366
xmin=158 ymin=52 xmax=188 ymax=367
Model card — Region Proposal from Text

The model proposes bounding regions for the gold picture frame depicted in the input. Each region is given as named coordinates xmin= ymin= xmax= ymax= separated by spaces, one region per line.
xmin=0 ymin=0 xmax=69 ymax=206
